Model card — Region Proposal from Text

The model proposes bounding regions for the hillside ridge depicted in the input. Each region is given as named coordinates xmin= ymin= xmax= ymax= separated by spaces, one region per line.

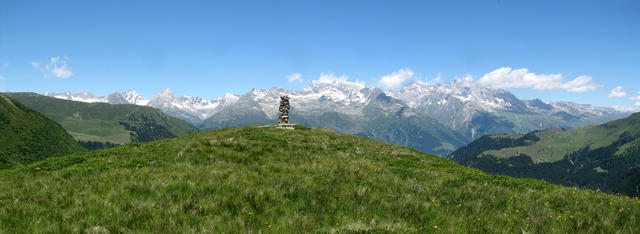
xmin=1 ymin=125 xmax=638 ymax=232
xmin=0 ymin=93 xmax=86 ymax=168
xmin=5 ymin=92 xmax=199 ymax=149
xmin=449 ymin=112 xmax=640 ymax=196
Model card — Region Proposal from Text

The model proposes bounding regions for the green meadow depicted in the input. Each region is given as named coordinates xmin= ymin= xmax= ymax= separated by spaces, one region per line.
xmin=1 ymin=125 xmax=639 ymax=233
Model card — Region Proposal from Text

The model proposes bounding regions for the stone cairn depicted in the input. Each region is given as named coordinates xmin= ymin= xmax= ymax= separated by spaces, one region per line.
xmin=277 ymin=95 xmax=290 ymax=124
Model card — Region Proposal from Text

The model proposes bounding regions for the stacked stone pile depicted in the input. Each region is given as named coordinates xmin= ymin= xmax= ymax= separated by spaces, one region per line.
xmin=277 ymin=95 xmax=290 ymax=124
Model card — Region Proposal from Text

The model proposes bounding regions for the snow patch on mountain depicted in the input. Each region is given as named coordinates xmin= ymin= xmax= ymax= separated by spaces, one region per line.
xmin=122 ymin=90 xmax=150 ymax=105
xmin=42 ymin=78 xmax=629 ymax=129
xmin=387 ymin=81 xmax=517 ymax=113
xmin=44 ymin=91 xmax=109 ymax=103
xmin=43 ymin=89 xmax=241 ymax=123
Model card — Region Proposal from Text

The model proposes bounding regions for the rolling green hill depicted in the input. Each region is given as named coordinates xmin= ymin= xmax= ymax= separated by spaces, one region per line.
xmin=1 ymin=125 xmax=638 ymax=232
xmin=450 ymin=112 xmax=640 ymax=196
xmin=5 ymin=92 xmax=199 ymax=149
xmin=0 ymin=93 xmax=85 ymax=169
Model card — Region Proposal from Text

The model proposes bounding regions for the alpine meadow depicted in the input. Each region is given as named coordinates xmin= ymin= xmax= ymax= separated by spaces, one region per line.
xmin=1 ymin=0 xmax=640 ymax=233
xmin=1 ymin=126 xmax=639 ymax=232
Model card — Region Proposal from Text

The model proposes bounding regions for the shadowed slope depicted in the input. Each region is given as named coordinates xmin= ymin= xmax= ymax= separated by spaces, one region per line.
xmin=450 ymin=112 xmax=640 ymax=196
xmin=0 ymin=93 xmax=85 ymax=168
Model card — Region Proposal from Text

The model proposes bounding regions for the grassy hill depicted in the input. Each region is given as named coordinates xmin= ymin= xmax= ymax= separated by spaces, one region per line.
xmin=1 ymin=125 xmax=638 ymax=232
xmin=0 ymin=93 xmax=85 ymax=169
xmin=5 ymin=92 xmax=199 ymax=149
xmin=450 ymin=112 xmax=640 ymax=197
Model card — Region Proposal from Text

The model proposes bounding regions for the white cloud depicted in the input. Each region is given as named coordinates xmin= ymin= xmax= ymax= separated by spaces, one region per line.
xmin=0 ymin=75 xmax=4 ymax=80
xmin=615 ymin=92 xmax=640 ymax=112
xmin=613 ymin=105 xmax=639 ymax=112
xmin=629 ymin=92 xmax=640 ymax=101
xmin=51 ymin=65 xmax=72 ymax=78
xmin=32 ymin=56 xmax=73 ymax=79
xmin=318 ymin=72 xmax=348 ymax=83
xmin=455 ymin=74 xmax=474 ymax=83
xmin=314 ymin=72 xmax=365 ymax=87
xmin=563 ymin=76 xmax=600 ymax=92
xmin=608 ymin=86 xmax=627 ymax=99
xmin=287 ymin=73 xmax=302 ymax=83
xmin=477 ymin=67 xmax=601 ymax=92
xmin=377 ymin=68 xmax=414 ymax=89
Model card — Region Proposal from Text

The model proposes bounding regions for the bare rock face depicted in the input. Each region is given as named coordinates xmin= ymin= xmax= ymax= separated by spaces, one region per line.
xmin=277 ymin=95 xmax=290 ymax=124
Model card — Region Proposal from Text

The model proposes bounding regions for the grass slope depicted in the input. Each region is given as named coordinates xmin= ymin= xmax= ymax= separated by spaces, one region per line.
xmin=450 ymin=112 xmax=640 ymax=196
xmin=5 ymin=92 xmax=199 ymax=147
xmin=1 ymin=125 xmax=639 ymax=233
xmin=0 ymin=94 xmax=85 ymax=169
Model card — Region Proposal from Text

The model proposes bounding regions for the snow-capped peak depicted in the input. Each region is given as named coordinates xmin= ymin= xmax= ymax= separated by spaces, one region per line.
xmin=388 ymin=81 xmax=516 ymax=111
xmin=218 ymin=93 xmax=240 ymax=102
xmin=122 ymin=90 xmax=151 ymax=105
xmin=122 ymin=90 xmax=140 ymax=99
xmin=298 ymin=77 xmax=369 ymax=106
xmin=306 ymin=77 xmax=365 ymax=91
xmin=549 ymin=101 xmax=618 ymax=116
xmin=40 ymin=78 xmax=627 ymax=130
xmin=156 ymin=88 xmax=174 ymax=98
xmin=42 ymin=89 xmax=243 ymax=123
xmin=43 ymin=91 xmax=108 ymax=103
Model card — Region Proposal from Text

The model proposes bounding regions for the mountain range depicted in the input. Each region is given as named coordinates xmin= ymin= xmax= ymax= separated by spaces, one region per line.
xmin=43 ymin=80 xmax=629 ymax=155
xmin=2 ymin=86 xmax=640 ymax=232
xmin=45 ymin=89 xmax=240 ymax=124
xmin=386 ymin=81 xmax=628 ymax=139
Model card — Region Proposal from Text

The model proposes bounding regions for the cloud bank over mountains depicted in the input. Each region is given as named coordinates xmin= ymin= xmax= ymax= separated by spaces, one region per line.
xmin=287 ymin=73 xmax=302 ymax=83
xmin=299 ymin=66 xmax=634 ymax=112
xmin=300 ymin=67 xmax=604 ymax=94
xmin=377 ymin=68 xmax=415 ymax=90
xmin=476 ymin=67 xmax=601 ymax=92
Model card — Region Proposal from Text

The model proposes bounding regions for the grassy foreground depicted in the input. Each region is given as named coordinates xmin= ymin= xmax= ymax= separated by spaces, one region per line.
xmin=1 ymin=125 xmax=639 ymax=233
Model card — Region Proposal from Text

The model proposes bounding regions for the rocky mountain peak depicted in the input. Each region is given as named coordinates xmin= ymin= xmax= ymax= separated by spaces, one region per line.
xmin=156 ymin=88 xmax=174 ymax=98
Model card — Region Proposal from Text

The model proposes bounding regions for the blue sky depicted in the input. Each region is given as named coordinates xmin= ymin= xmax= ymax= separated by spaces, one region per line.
xmin=0 ymin=0 xmax=638 ymax=109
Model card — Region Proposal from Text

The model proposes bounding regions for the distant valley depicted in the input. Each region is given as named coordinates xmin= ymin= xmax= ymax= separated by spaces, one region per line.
xmin=5 ymin=93 xmax=199 ymax=150
xmin=450 ymin=112 xmax=640 ymax=196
